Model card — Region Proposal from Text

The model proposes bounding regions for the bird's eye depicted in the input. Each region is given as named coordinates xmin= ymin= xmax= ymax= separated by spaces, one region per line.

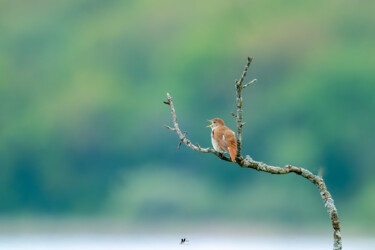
xmin=213 ymin=121 xmax=216 ymax=123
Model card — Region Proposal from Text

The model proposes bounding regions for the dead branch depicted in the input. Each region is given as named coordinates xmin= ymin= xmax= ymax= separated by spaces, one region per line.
xmin=164 ymin=57 xmax=342 ymax=250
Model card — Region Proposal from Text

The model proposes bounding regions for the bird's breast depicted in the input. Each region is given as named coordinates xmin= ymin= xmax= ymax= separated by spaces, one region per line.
xmin=211 ymin=132 xmax=222 ymax=152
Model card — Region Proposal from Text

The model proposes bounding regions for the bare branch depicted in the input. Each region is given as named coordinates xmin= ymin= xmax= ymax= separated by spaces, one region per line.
xmin=243 ymin=78 xmax=257 ymax=88
xmin=235 ymin=56 xmax=253 ymax=160
xmin=164 ymin=57 xmax=342 ymax=250
xmin=241 ymin=156 xmax=341 ymax=249
xmin=236 ymin=56 xmax=252 ymax=86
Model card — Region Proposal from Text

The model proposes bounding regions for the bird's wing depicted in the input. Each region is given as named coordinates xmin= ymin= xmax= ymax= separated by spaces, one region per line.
xmin=225 ymin=129 xmax=237 ymax=162
xmin=214 ymin=127 xmax=229 ymax=152
xmin=219 ymin=136 xmax=229 ymax=152
xmin=224 ymin=129 xmax=237 ymax=148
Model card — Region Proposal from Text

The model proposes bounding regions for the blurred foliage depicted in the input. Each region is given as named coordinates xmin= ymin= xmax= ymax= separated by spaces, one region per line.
xmin=1 ymin=0 xmax=375 ymax=231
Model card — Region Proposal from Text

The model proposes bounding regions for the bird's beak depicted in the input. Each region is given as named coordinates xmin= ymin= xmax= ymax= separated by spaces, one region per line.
xmin=206 ymin=120 xmax=213 ymax=128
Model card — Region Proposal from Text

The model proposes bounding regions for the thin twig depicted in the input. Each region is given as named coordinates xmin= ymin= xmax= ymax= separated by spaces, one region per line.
xmin=235 ymin=56 xmax=253 ymax=160
xmin=243 ymin=78 xmax=257 ymax=88
xmin=163 ymin=125 xmax=176 ymax=131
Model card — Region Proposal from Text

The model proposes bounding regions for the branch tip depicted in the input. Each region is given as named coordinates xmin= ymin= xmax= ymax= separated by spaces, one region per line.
xmin=164 ymin=125 xmax=175 ymax=131
xmin=243 ymin=78 xmax=257 ymax=88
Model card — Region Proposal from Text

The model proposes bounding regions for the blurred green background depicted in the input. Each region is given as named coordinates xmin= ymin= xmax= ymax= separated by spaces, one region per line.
xmin=1 ymin=0 xmax=374 ymax=236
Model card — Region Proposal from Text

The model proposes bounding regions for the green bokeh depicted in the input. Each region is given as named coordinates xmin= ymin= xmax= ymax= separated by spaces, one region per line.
xmin=1 ymin=0 xmax=374 ymax=233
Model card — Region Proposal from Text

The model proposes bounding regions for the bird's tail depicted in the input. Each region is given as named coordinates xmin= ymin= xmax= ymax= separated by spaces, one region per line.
xmin=228 ymin=147 xmax=237 ymax=163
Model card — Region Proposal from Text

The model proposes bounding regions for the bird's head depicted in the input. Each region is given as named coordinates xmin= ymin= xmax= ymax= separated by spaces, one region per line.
xmin=207 ymin=118 xmax=225 ymax=129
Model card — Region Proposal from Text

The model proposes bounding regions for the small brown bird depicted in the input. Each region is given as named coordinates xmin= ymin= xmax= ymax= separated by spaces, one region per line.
xmin=207 ymin=118 xmax=237 ymax=162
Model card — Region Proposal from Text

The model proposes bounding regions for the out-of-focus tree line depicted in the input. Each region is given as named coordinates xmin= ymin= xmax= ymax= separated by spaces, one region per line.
xmin=1 ymin=0 xmax=374 ymax=231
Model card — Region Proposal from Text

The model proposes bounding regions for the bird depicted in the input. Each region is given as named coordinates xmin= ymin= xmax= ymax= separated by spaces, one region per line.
xmin=207 ymin=118 xmax=237 ymax=162
xmin=180 ymin=238 xmax=188 ymax=244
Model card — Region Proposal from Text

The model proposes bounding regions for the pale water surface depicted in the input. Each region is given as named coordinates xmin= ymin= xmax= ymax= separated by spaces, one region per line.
xmin=0 ymin=234 xmax=374 ymax=250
